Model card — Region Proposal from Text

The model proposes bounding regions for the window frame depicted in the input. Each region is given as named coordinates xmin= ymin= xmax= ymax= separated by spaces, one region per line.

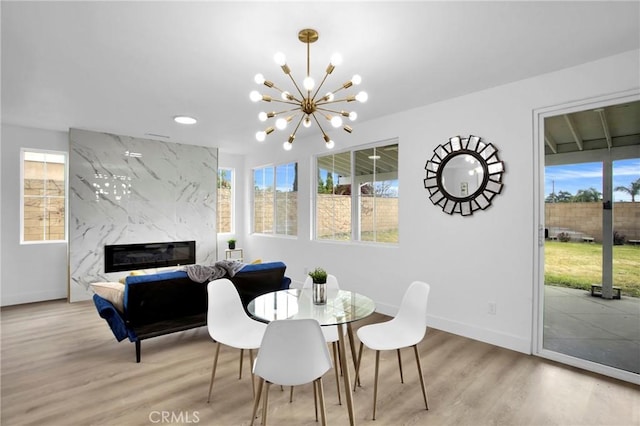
xmin=314 ymin=139 xmax=399 ymax=244
xmin=217 ymin=167 xmax=235 ymax=235
xmin=252 ymin=161 xmax=299 ymax=237
xmin=20 ymin=148 xmax=68 ymax=244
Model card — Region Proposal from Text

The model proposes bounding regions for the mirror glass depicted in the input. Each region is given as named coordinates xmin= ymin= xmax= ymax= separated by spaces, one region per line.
xmin=440 ymin=153 xmax=485 ymax=198
xmin=424 ymin=135 xmax=505 ymax=216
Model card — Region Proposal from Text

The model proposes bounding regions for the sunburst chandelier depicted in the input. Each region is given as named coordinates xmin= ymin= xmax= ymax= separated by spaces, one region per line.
xmin=250 ymin=28 xmax=368 ymax=151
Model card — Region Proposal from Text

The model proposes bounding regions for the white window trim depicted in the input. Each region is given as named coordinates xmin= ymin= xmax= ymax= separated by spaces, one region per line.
xmin=313 ymin=138 xmax=399 ymax=244
xmin=217 ymin=167 xmax=235 ymax=235
xmin=20 ymin=148 xmax=68 ymax=244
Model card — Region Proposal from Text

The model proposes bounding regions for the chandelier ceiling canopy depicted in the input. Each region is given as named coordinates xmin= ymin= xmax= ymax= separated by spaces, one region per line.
xmin=250 ymin=28 xmax=367 ymax=151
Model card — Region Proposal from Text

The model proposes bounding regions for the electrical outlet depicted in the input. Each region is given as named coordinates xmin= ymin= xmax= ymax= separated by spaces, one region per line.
xmin=488 ymin=302 xmax=497 ymax=315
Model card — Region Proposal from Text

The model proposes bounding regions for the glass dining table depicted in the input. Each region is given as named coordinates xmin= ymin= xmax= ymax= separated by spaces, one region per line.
xmin=248 ymin=288 xmax=376 ymax=426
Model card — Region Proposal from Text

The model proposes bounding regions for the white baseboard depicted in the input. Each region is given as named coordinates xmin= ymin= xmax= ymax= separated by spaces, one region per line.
xmin=373 ymin=301 xmax=531 ymax=355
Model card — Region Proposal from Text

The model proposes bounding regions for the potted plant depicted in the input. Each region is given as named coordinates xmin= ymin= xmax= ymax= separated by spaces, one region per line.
xmin=308 ymin=267 xmax=328 ymax=304
xmin=308 ymin=267 xmax=327 ymax=284
xmin=227 ymin=238 xmax=236 ymax=250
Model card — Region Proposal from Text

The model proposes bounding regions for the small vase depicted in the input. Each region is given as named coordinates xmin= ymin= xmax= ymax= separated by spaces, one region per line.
xmin=313 ymin=282 xmax=327 ymax=305
xmin=228 ymin=242 xmax=235 ymax=250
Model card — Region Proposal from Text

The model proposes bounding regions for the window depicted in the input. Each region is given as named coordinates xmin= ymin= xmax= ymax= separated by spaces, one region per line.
xmin=253 ymin=162 xmax=298 ymax=236
xmin=316 ymin=141 xmax=398 ymax=243
xmin=21 ymin=149 xmax=67 ymax=243
xmin=217 ymin=168 xmax=234 ymax=233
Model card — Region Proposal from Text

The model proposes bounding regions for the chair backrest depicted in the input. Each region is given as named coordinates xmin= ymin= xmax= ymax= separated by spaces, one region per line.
xmin=207 ymin=278 xmax=256 ymax=342
xmin=254 ymin=319 xmax=332 ymax=386
xmin=393 ymin=281 xmax=431 ymax=343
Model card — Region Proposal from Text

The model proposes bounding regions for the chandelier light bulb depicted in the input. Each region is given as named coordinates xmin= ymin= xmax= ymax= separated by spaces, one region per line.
xmin=258 ymin=112 xmax=268 ymax=122
xmin=303 ymin=117 xmax=312 ymax=128
xmin=256 ymin=131 xmax=266 ymax=142
xmin=330 ymin=53 xmax=343 ymax=66
xmin=349 ymin=111 xmax=358 ymax=121
xmin=325 ymin=92 xmax=334 ymax=102
xmin=276 ymin=118 xmax=287 ymax=130
xmin=273 ymin=52 xmax=286 ymax=66
xmin=355 ymin=91 xmax=368 ymax=103
xmin=254 ymin=73 xmax=266 ymax=85
xmin=325 ymin=139 xmax=335 ymax=149
xmin=352 ymin=74 xmax=362 ymax=85
xmin=281 ymin=91 xmax=291 ymax=101
xmin=303 ymin=76 xmax=315 ymax=91
xmin=250 ymin=90 xmax=262 ymax=102
xmin=331 ymin=116 xmax=343 ymax=128
xmin=283 ymin=141 xmax=293 ymax=151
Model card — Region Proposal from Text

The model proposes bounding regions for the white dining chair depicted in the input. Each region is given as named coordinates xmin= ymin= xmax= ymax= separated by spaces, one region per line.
xmin=206 ymin=278 xmax=267 ymax=403
xmin=353 ymin=281 xmax=431 ymax=420
xmin=250 ymin=319 xmax=332 ymax=426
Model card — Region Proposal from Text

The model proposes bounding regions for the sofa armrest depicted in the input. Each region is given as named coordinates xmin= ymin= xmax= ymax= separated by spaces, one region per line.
xmin=93 ymin=294 xmax=133 ymax=342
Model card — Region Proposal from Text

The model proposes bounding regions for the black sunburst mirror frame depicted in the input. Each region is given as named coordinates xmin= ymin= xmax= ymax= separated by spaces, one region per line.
xmin=424 ymin=135 xmax=505 ymax=216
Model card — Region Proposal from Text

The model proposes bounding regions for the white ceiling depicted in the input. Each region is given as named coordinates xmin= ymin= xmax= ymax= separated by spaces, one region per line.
xmin=2 ymin=1 xmax=639 ymax=154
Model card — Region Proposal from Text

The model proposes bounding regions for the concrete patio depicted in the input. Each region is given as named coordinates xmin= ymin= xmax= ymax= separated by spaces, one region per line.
xmin=544 ymin=285 xmax=640 ymax=374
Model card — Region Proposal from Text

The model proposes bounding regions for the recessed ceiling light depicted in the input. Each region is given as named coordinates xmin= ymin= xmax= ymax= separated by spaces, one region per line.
xmin=174 ymin=115 xmax=197 ymax=125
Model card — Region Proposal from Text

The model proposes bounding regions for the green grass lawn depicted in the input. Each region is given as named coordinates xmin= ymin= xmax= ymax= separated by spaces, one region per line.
xmin=545 ymin=241 xmax=640 ymax=297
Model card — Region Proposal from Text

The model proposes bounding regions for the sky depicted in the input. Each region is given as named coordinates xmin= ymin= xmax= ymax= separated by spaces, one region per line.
xmin=545 ymin=158 xmax=640 ymax=201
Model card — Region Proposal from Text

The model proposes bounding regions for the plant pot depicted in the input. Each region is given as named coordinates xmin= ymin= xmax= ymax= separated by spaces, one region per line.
xmin=228 ymin=242 xmax=236 ymax=250
xmin=313 ymin=282 xmax=327 ymax=305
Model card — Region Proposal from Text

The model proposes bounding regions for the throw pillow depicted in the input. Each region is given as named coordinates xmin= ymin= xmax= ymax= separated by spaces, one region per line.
xmin=91 ymin=282 xmax=125 ymax=313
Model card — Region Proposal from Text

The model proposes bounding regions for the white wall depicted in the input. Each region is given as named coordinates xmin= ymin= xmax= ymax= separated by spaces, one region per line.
xmin=1 ymin=125 xmax=69 ymax=305
xmin=240 ymin=50 xmax=640 ymax=354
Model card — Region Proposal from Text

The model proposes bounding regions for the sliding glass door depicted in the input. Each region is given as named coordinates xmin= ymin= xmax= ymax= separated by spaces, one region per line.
xmin=538 ymin=97 xmax=640 ymax=382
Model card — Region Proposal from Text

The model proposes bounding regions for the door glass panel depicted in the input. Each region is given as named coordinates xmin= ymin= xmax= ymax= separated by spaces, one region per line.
xmin=544 ymin=160 xmax=640 ymax=374
xmin=613 ymin=158 xmax=640 ymax=295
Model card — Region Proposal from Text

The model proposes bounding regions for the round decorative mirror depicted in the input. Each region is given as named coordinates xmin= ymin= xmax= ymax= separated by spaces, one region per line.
xmin=424 ymin=135 xmax=505 ymax=216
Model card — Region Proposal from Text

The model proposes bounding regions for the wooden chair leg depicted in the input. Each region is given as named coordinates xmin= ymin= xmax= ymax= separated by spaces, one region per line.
xmin=262 ymin=382 xmax=271 ymax=426
xmin=316 ymin=378 xmax=328 ymax=426
xmin=332 ymin=342 xmax=342 ymax=404
xmin=239 ymin=348 xmax=244 ymax=379
xmin=397 ymin=348 xmax=404 ymax=383
xmin=249 ymin=349 xmax=255 ymax=397
xmin=373 ymin=350 xmax=380 ymax=420
xmin=413 ymin=344 xmax=429 ymax=410
xmin=289 ymin=386 xmax=294 ymax=403
xmin=207 ymin=342 xmax=222 ymax=403
xmin=353 ymin=342 xmax=364 ymax=392
xmin=313 ymin=380 xmax=318 ymax=421
xmin=250 ymin=377 xmax=264 ymax=426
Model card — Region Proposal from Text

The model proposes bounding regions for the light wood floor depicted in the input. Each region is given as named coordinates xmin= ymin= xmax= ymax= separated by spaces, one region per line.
xmin=1 ymin=299 xmax=639 ymax=426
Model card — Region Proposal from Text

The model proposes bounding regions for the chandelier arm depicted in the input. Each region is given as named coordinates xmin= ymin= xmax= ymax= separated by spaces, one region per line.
xmin=311 ymin=71 xmax=332 ymax=101
xmin=311 ymin=113 xmax=330 ymax=138
xmin=262 ymin=82 xmax=304 ymax=104
xmin=316 ymin=97 xmax=355 ymax=106
xmin=290 ymin=114 xmax=306 ymax=140
xmin=285 ymin=72 xmax=307 ymax=101
xmin=315 ymin=106 xmax=347 ymax=115
xmin=266 ymin=99 xmax=304 ymax=107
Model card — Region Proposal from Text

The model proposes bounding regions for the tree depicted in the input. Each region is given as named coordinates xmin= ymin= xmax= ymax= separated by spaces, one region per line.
xmin=614 ymin=177 xmax=640 ymax=202
xmin=546 ymin=191 xmax=573 ymax=203
xmin=324 ymin=173 xmax=334 ymax=194
xmin=573 ymin=187 xmax=602 ymax=202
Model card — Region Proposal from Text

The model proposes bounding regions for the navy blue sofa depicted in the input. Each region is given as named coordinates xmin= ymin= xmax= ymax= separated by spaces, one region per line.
xmin=93 ymin=261 xmax=290 ymax=362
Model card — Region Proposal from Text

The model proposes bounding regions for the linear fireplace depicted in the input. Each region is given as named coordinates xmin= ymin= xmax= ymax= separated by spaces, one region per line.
xmin=104 ymin=240 xmax=196 ymax=273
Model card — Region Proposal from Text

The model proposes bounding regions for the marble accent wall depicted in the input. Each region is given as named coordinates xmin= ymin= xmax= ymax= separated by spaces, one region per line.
xmin=69 ymin=128 xmax=218 ymax=302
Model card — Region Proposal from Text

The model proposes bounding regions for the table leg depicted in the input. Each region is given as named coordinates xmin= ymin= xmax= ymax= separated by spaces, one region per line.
xmin=347 ymin=323 xmax=358 ymax=372
xmin=337 ymin=322 xmax=356 ymax=425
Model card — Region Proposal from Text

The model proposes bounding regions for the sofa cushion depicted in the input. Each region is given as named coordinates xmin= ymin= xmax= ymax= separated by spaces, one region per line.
xmin=91 ymin=282 xmax=125 ymax=313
